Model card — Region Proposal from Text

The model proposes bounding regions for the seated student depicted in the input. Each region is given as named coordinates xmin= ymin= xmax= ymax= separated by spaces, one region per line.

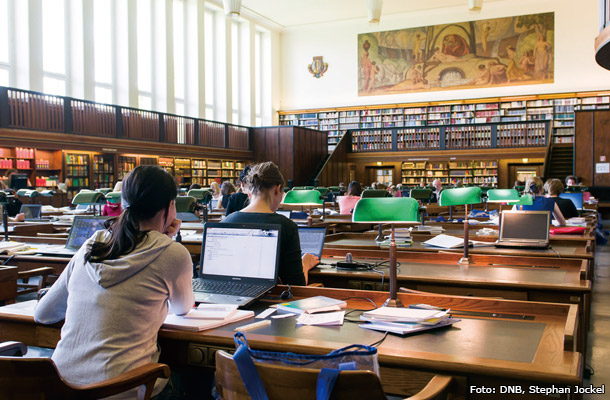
xmin=209 ymin=181 xmax=221 ymax=199
xmin=544 ymin=178 xmax=579 ymax=219
xmin=218 ymin=181 xmax=236 ymax=209
xmin=225 ymin=165 xmax=251 ymax=216
xmin=338 ymin=181 xmax=362 ymax=215
xmin=429 ymin=178 xmax=443 ymax=203
xmin=223 ymin=162 xmax=319 ymax=285
xmin=189 ymin=183 xmax=202 ymax=190
xmin=513 ymin=176 xmax=566 ymax=225
xmin=101 ymin=194 xmax=122 ymax=217
xmin=34 ymin=165 xmax=194 ymax=397
xmin=565 ymin=175 xmax=579 ymax=187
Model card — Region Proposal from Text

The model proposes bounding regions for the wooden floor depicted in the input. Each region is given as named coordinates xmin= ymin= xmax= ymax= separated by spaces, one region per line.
xmin=584 ymin=234 xmax=610 ymax=399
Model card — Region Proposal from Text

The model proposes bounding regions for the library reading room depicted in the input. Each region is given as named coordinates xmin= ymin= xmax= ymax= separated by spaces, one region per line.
xmin=2 ymin=0 xmax=610 ymax=399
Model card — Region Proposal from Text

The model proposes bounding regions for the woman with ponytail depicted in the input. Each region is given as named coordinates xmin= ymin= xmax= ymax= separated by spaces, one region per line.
xmin=223 ymin=162 xmax=319 ymax=285
xmin=513 ymin=176 xmax=566 ymax=225
xmin=34 ymin=166 xmax=194 ymax=397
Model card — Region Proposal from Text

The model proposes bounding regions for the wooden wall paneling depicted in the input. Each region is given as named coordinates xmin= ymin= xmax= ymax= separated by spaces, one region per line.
xmin=251 ymin=128 xmax=267 ymax=163
xmin=265 ymin=127 xmax=280 ymax=166
xmin=279 ymin=127 xmax=294 ymax=183
xmin=575 ymin=111 xmax=594 ymax=186
xmin=593 ymin=111 xmax=610 ymax=186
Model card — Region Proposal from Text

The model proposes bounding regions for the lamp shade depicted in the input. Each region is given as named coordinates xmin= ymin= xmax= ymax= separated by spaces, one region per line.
xmin=514 ymin=194 xmax=534 ymax=206
xmin=105 ymin=191 xmax=121 ymax=204
xmin=95 ymin=188 xmax=112 ymax=195
xmin=187 ymin=189 xmax=212 ymax=203
xmin=175 ymin=196 xmax=198 ymax=213
xmin=222 ymin=0 xmax=241 ymax=17
xmin=72 ymin=191 xmax=105 ymax=206
xmin=315 ymin=187 xmax=328 ymax=196
xmin=16 ymin=189 xmax=39 ymax=198
xmin=409 ymin=188 xmax=432 ymax=201
xmin=282 ymin=190 xmax=323 ymax=206
xmin=352 ymin=197 xmax=419 ymax=223
xmin=361 ymin=189 xmax=390 ymax=198
xmin=438 ymin=187 xmax=482 ymax=206
xmin=486 ymin=188 xmax=520 ymax=203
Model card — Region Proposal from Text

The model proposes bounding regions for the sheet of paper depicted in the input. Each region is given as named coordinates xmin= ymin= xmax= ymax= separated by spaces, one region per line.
xmin=256 ymin=308 xmax=277 ymax=319
xmin=296 ymin=311 xmax=344 ymax=326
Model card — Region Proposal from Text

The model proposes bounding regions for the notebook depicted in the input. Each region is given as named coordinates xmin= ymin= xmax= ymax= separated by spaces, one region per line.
xmin=192 ymin=222 xmax=280 ymax=306
xmin=38 ymin=216 xmax=108 ymax=256
xmin=495 ymin=211 xmax=550 ymax=249
xmin=19 ymin=204 xmax=42 ymax=221
xmin=298 ymin=227 xmax=326 ymax=258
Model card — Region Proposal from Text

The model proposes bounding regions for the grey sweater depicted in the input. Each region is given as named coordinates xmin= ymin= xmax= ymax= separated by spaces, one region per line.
xmin=34 ymin=230 xmax=194 ymax=395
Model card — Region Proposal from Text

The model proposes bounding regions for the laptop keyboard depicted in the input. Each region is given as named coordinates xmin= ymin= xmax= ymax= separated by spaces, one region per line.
xmin=192 ymin=279 xmax=267 ymax=297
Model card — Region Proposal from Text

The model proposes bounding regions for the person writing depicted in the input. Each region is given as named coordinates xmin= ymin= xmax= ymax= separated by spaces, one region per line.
xmin=338 ymin=181 xmax=362 ymax=215
xmin=223 ymin=162 xmax=319 ymax=285
xmin=430 ymin=178 xmax=443 ymax=203
xmin=513 ymin=176 xmax=566 ymax=225
xmin=34 ymin=165 xmax=194 ymax=398
xmin=225 ymin=165 xmax=251 ymax=216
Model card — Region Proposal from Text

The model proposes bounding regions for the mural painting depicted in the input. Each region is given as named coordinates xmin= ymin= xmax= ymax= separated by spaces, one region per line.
xmin=358 ymin=12 xmax=554 ymax=96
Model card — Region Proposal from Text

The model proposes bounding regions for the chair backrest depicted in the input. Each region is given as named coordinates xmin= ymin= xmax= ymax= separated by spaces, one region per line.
xmin=0 ymin=343 xmax=170 ymax=400
xmin=409 ymin=188 xmax=432 ymax=201
xmin=214 ymin=350 xmax=386 ymax=400
xmin=175 ymin=195 xmax=198 ymax=212
xmin=215 ymin=350 xmax=454 ymax=400
xmin=360 ymin=189 xmax=390 ymax=198
xmin=283 ymin=190 xmax=323 ymax=205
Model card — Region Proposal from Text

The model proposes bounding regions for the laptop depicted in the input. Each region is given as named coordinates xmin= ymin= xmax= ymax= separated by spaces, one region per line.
xmin=559 ymin=192 xmax=583 ymax=215
xmin=19 ymin=204 xmax=42 ymax=221
xmin=495 ymin=211 xmax=550 ymax=249
xmin=38 ymin=216 xmax=108 ymax=257
xmin=192 ymin=222 xmax=280 ymax=306
xmin=298 ymin=227 xmax=326 ymax=258
xmin=210 ymin=198 xmax=219 ymax=210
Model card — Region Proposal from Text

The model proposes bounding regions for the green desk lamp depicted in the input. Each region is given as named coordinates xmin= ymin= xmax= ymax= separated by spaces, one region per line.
xmin=485 ymin=188 xmax=520 ymax=212
xmin=16 ymin=189 xmax=39 ymax=198
xmin=105 ymin=191 xmax=121 ymax=204
xmin=438 ymin=187 xmax=482 ymax=266
xmin=187 ymin=189 xmax=212 ymax=222
xmin=315 ymin=187 xmax=328 ymax=196
xmin=514 ymin=194 xmax=534 ymax=207
xmin=95 ymin=188 xmax=112 ymax=195
xmin=352 ymin=197 xmax=420 ymax=307
xmin=72 ymin=190 xmax=106 ymax=216
xmin=282 ymin=189 xmax=324 ymax=226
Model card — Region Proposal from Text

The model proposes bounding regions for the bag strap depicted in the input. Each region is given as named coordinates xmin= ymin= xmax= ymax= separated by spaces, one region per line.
xmin=316 ymin=368 xmax=340 ymax=400
xmin=233 ymin=343 xmax=269 ymax=400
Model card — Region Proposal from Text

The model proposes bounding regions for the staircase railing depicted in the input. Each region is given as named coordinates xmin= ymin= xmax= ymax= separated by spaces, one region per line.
xmin=315 ymin=131 xmax=351 ymax=186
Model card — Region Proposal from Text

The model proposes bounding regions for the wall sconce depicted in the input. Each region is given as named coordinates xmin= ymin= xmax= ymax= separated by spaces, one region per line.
xmin=223 ymin=0 xmax=242 ymax=17
xmin=468 ymin=0 xmax=483 ymax=11
xmin=377 ymin=161 xmax=382 ymax=166
xmin=522 ymin=158 xmax=529 ymax=163
xmin=366 ymin=0 xmax=383 ymax=23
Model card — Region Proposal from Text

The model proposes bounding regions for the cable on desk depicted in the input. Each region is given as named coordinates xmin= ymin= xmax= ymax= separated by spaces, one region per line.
xmin=369 ymin=331 xmax=390 ymax=347
xmin=343 ymin=296 xmax=378 ymax=323
xmin=370 ymin=268 xmax=385 ymax=287
xmin=549 ymin=246 xmax=561 ymax=258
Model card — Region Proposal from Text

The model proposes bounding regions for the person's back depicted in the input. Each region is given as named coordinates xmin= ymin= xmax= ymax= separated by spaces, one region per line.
xmin=34 ymin=165 xmax=194 ymax=397
xmin=520 ymin=195 xmax=555 ymax=212
xmin=338 ymin=195 xmax=360 ymax=215
xmin=553 ymin=197 xmax=579 ymax=219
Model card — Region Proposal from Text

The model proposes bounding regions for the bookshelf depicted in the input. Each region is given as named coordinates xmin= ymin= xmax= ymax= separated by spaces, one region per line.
xmin=0 ymin=147 xmax=62 ymax=188
xmin=351 ymin=121 xmax=548 ymax=152
xmin=174 ymin=158 xmax=191 ymax=186
xmin=158 ymin=157 xmax=174 ymax=175
xmin=401 ymin=160 xmax=497 ymax=186
xmin=278 ymin=91 xmax=610 ymax=149
xmin=65 ymin=152 xmax=90 ymax=199
xmin=192 ymin=159 xmax=207 ymax=186
xmin=117 ymin=155 xmax=137 ymax=180
xmin=92 ymin=154 xmax=115 ymax=189
xmin=34 ymin=149 xmax=62 ymax=188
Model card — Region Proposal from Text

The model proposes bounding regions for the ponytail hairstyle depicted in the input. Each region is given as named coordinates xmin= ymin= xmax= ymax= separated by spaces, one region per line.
xmin=86 ymin=165 xmax=178 ymax=262
xmin=245 ymin=162 xmax=285 ymax=202
xmin=524 ymin=176 xmax=544 ymax=196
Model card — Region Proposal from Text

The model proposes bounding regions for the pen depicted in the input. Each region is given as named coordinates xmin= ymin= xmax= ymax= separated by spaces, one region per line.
xmin=234 ymin=319 xmax=271 ymax=332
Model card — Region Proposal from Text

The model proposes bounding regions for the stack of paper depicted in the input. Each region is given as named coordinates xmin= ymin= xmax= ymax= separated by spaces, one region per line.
xmin=296 ymin=311 xmax=345 ymax=326
xmin=163 ymin=306 xmax=254 ymax=332
xmin=359 ymin=306 xmax=459 ymax=335
xmin=423 ymin=234 xmax=494 ymax=248
xmin=412 ymin=225 xmax=444 ymax=234
xmin=0 ymin=241 xmax=29 ymax=255
xmin=277 ymin=296 xmax=347 ymax=315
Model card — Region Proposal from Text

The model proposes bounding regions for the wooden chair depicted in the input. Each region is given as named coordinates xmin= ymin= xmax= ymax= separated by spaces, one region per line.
xmin=0 ymin=341 xmax=170 ymax=400
xmin=215 ymin=350 xmax=453 ymax=400
xmin=17 ymin=266 xmax=55 ymax=296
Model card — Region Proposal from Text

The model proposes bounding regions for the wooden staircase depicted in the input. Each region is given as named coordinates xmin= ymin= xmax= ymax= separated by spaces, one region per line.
xmin=545 ymin=143 xmax=574 ymax=180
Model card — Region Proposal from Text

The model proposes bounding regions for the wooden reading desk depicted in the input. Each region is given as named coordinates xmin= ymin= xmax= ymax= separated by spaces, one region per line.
xmin=0 ymin=286 xmax=582 ymax=399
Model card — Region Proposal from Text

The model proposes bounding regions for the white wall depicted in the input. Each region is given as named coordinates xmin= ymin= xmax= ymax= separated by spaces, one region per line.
xmin=280 ymin=0 xmax=608 ymax=111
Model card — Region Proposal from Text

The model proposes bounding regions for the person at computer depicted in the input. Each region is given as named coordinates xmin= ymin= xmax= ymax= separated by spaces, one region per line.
xmin=338 ymin=181 xmax=362 ymax=215
xmin=513 ymin=176 xmax=566 ymax=225
xmin=225 ymin=165 xmax=251 ymax=216
xmin=34 ymin=165 xmax=194 ymax=398
xmin=544 ymin=179 xmax=579 ymax=219
xmin=430 ymin=178 xmax=443 ymax=203
xmin=209 ymin=181 xmax=221 ymax=199
xmin=222 ymin=162 xmax=319 ymax=285
xmin=565 ymin=175 xmax=579 ymax=187
xmin=218 ymin=181 xmax=236 ymax=209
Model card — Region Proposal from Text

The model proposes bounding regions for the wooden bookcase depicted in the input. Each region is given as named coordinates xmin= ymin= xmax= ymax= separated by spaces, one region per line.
xmin=65 ymin=153 xmax=90 ymax=199
xmin=279 ymin=91 xmax=610 ymax=149
xmin=92 ymin=154 xmax=115 ymax=189
xmin=401 ymin=160 xmax=497 ymax=186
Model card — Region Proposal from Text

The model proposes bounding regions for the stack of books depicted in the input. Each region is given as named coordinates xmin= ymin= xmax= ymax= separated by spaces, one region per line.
xmin=278 ymin=296 xmax=346 ymax=326
xmin=359 ymin=306 xmax=459 ymax=335
xmin=163 ymin=304 xmax=254 ymax=332
xmin=377 ymin=230 xmax=413 ymax=248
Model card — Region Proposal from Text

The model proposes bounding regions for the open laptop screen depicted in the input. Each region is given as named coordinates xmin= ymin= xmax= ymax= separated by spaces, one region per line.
xmin=559 ymin=192 xmax=583 ymax=210
xmin=200 ymin=223 xmax=280 ymax=281
xmin=66 ymin=216 xmax=108 ymax=250
xmin=20 ymin=204 xmax=41 ymax=219
xmin=500 ymin=211 xmax=549 ymax=241
xmin=298 ymin=227 xmax=326 ymax=258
